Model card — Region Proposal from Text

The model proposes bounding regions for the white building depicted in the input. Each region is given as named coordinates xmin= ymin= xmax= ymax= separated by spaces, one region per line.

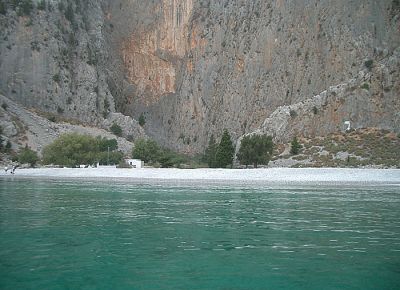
xmin=125 ymin=159 xmax=144 ymax=169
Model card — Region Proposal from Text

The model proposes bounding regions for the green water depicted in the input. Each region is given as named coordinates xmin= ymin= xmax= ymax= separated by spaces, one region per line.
xmin=0 ymin=178 xmax=399 ymax=290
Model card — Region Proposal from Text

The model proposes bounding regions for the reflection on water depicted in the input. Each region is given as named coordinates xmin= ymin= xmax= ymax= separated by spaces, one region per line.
xmin=1 ymin=178 xmax=400 ymax=289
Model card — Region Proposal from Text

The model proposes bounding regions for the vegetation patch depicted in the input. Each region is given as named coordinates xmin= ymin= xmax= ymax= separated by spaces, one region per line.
xmin=273 ymin=128 xmax=400 ymax=168
xmin=42 ymin=133 xmax=123 ymax=167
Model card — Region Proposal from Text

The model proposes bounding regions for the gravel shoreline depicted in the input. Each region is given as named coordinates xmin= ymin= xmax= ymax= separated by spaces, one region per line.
xmin=2 ymin=167 xmax=399 ymax=186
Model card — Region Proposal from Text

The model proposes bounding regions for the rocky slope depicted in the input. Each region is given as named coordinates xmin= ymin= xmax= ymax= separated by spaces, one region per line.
xmin=0 ymin=94 xmax=137 ymax=157
xmin=1 ymin=0 xmax=399 ymax=155
xmin=237 ymin=48 xmax=400 ymax=147
xmin=268 ymin=128 xmax=400 ymax=169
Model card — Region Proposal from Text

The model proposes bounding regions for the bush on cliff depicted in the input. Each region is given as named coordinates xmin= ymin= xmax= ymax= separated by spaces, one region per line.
xmin=290 ymin=136 xmax=302 ymax=155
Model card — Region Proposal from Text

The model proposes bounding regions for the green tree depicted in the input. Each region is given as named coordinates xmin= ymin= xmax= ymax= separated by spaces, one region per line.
xmin=0 ymin=1 xmax=6 ymax=15
xmin=204 ymin=134 xmax=217 ymax=168
xmin=237 ymin=134 xmax=273 ymax=168
xmin=0 ymin=125 xmax=4 ymax=151
xmin=17 ymin=145 xmax=39 ymax=167
xmin=138 ymin=113 xmax=146 ymax=127
xmin=37 ymin=0 xmax=46 ymax=10
xmin=96 ymin=151 xmax=123 ymax=166
xmin=132 ymin=139 xmax=160 ymax=164
xmin=64 ymin=2 xmax=74 ymax=24
xmin=96 ymin=136 xmax=118 ymax=151
xmin=110 ymin=122 xmax=122 ymax=137
xmin=290 ymin=136 xmax=302 ymax=155
xmin=42 ymin=133 xmax=122 ymax=167
xmin=5 ymin=140 xmax=12 ymax=152
xmin=364 ymin=59 xmax=373 ymax=71
xmin=20 ymin=0 xmax=33 ymax=16
xmin=215 ymin=129 xmax=234 ymax=168
xmin=158 ymin=148 xmax=185 ymax=168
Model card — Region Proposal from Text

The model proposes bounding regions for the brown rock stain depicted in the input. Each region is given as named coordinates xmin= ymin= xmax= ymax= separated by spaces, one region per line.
xmin=121 ymin=0 xmax=193 ymax=105
xmin=236 ymin=57 xmax=245 ymax=73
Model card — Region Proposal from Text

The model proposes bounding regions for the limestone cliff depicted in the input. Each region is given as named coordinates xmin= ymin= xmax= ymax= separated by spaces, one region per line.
xmin=106 ymin=0 xmax=400 ymax=153
xmin=0 ymin=0 xmax=146 ymax=141
xmin=1 ymin=0 xmax=399 ymax=155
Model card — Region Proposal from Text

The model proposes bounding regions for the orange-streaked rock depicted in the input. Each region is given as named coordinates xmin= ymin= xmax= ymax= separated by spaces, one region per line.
xmin=121 ymin=0 xmax=193 ymax=105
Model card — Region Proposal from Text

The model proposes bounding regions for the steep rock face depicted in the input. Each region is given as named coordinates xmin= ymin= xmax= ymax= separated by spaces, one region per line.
xmin=1 ymin=0 xmax=399 ymax=155
xmin=119 ymin=0 xmax=193 ymax=103
xmin=0 ymin=0 xmax=110 ymax=123
xmin=107 ymin=0 xmax=399 ymax=153
xmin=0 ymin=0 xmax=146 ymax=141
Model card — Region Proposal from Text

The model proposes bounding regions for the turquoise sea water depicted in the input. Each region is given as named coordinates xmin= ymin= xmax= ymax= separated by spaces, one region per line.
xmin=0 ymin=178 xmax=399 ymax=290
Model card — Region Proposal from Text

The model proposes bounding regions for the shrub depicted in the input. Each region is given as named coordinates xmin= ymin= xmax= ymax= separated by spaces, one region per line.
xmin=290 ymin=109 xmax=297 ymax=118
xmin=158 ymin=148 xmax=185 ymax=168
xmin=64 ymin=2 xmax=74 ymax=24
xmin=290 ymin=136 xmax=302 ymax=155
xmin=1 ymin=102 xmax=8 ymax=110
xmin=37 ymin=0 xmax=46 ymax=10
xmin=364 ymin=59 xmax=373 ymax=70
xmin=5 ymin=140 xmax=12 ymax=152
xmin=0 ymin=125 xmax=3 ymax=151
xmin=103 ymin=99 xmax=110 ymax=118
xmin=139 ymin=113 xmax=146 ymax=126
xmin=53 ymin=74 xmax=60 ymax=83
xmin=131 ymin=138 xmax=189 ymax=167
xmin=110 ymin=122 xmax=122 ymax=137
xmin=20 ymin=0 xmax=33 ymax=16
xmin=360 ymin=83 xmax=370 ymax=90
xmin=47 ymin=115 xmax=56 ymax=122
xmin=0 ymin=1 xmax=6 ymax=15
xmin=30 ymin=41 xmax=40 ymax=51
xmin=312 ymin=106 xmax=318 ymax=115
xmin=17 ymin=145 xmax=39 ymax=167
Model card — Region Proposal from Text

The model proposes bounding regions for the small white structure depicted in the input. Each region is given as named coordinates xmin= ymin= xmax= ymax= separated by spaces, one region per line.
xmin=344 ymin=121 xmax=351 ymax=132
xmin=125 ymin=159 xmax=144 ymax=169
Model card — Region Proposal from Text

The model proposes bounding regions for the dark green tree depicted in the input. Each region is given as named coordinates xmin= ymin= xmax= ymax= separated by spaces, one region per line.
xmin=158 ymin=148 xmax=185 ymax=168
xmin=138 ymin=113 xmax=146 ymax=127
xmin=37 ymin=0 xmax=46 ymax=10
xmin=110 ymin=122 xmax=122 ymax=137
xmin=237 ymin=135 xmax=253 ymax=168
xmin=0 ymin=1 xmax=7 ymax=15
xmin=17 ymin=145 xmax=39 ymax=167
xmin=5 ymin=140 xmax=12 ymax=152
xmin=215 ymin=129 xmax=234 ymax=168
xmin=96 ymin=136 xmax=118 ymax=151
xmin=20 ymin=0 xmax=33 ymax=16
xmin=132 ymin=138 xmax=160 ymax=164
xmin=290 ymin=136 xmax=302 ymax=155
xmin=237 ymin=134 xmax=273 ymax=168
xmin=96 ymin=151 xmax=123 ymax=165
xmin=204 ymin=134 xmax=217 ymax=168
xmin=64 ymin=2 xmax=74 ymax=24
xmin=0 ymin=125 xmax=3 ymax=151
